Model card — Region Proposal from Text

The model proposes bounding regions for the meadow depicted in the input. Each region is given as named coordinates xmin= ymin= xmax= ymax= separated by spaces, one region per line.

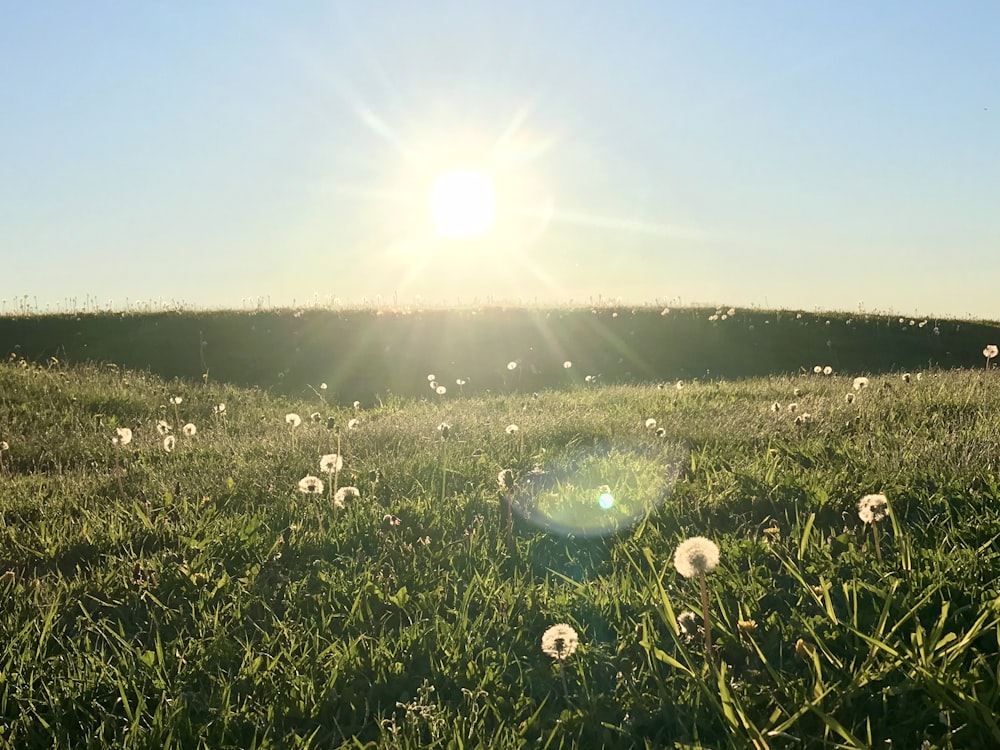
xmin=2 ymin=306 xmax=1000 ymax=748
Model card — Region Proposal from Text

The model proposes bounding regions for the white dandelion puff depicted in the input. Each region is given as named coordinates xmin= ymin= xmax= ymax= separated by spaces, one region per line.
xmin=162 ymin=435 xmax=176 ymax=453
xmin=298 ymin=475 xmax=324 ymax=495
xmin=285 ymin=413 xmax=302 ymax=428
xmin=112 ymin=427 xmax=133 ymax=446
xmin=156 ymin=420 xmax=171 ymax=435
xmin=541 ymin=623 xmax=579 ymax=661
xmin=673 ymin=536 xmax=720 ymax=579
xmin=332 ymin=485 xmax=360 ymax=508
xmin=645 ymin=418 xmax=657 ymax=429
xmin=853 ymin=377 xmax=869 ymax=390
xmin=319 ymin=453 xmax=343 ymax=473
xmin=858 ymin=493 xmax=889 ymax=524
xmin=183 ymin=423 xmax=197 ymax=437
xmin=347 ymin=418 xmax=360 ymax=430
xmin=506 ymin=424 xmax=519 ymax=435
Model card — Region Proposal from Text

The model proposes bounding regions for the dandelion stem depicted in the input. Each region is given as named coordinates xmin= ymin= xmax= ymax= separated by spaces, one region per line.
xmin=440 ymin=438 xmax=448 ymax=506
xmin=872 ymin=523 xmax=883 ymax=563
xmin=113 ymin=445 xmax=125 ymax=500
xmin=699 ymin=572 xmax=713 ymax=661
xmin=334 ymin=432 xmax=341 ymax=495
xmin=558 ymin=658 xmax=569 ymax=701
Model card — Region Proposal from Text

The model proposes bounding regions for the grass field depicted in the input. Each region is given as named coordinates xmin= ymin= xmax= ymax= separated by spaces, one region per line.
xmin=3 ymin=309 xmax=1000 ymax=748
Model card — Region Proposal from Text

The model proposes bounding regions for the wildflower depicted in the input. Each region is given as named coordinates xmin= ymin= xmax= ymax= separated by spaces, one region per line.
xmin=383 ymin=514 xmax=401 ymax=526
xmin=771 ymin=402 xmax=781 ymax=412
xmin=456 ymin=378 xmax=466 ymax=386
xmin=793 ymin=388 xmax=802 ymax=397
xmin=541 ymin=623 xmax=579 ymax=661
xmin=788 ymin=402 xmax=798 ymax=412
xmin=332 ymin=485 xmax=359 ymax=508
xmin=169 ymin=396 xmax=183 ymax=405
xmin=213 ymin=403 xmax=226 ymax=415
xmin=162 ymin=435 xmax=176 ymax=453
xmin=347 ymin=418 xmax=360 ymax=430
xmin=183 ymin=423 xmax=197 ymax=437
xmin=563 ymin=361 xmax=572 ymax=368
xmin=112 ymin=427 xmax=133 ymax=446
xmin=845 ymin=392 xmax=855 ymax=404
xmin=427 ymin=374 xmax=436 ymax=381
xmin=319 ymin=382 xmax=328 ymax=390
xmin=661 ymin=307 xmax=670 ymax=315
xmin=858 ymin=493 xmax=889 ymax=524
xmin=673 ymin=536 xmax=720 ymax=579
xmin=285 ymin=413 xmax=302 ymax=428
xmin=156 ymin=420 xmax=171 ymax=435
xmin=507 ymin=361 xmax=517 ymax=371
xmin=429 ymin=381 xmax=438 ymax=389
xmin=737 ymin=619 xmax=758 ymax=634
xmin=813 ymin=365 xmax=822 ymax=374
xmin=353 ymin=400 xmax=361 ymax=410
xmin=677 ymin=611 xmax=699 ymax=636
xmin=645 ymin=418 xmax=657 ymax=429
xmin=727 ymin=307 xmax=735 ymax=316
xmin=585 ymin=375 xmax=595 ymax=383
xmin=506 ymin=424 xmax=519 ymax=435
xmin=916 ymin=372 xmax=923 ymax=380
xmin=676 ymin=380 xmax=684 ymax=390
xmin=655 ymin=427 xmax=666 ymax=437
xmin=985 ymin=345 xmax=998 ymax=369
xmin=437 ymin=422 xmax=450 ymax=439
xmin=0 ymin=441 xmax=8 ymax=452
xmin=436 ymin=385 xmax=447 ymax=395
xmin=319 ymin=453 xmax=343 ymax=473
xmin=310 ymin=412 xmax=322 ymax=422
xmin=823 ymin=366 xmax=833 ymax=376
xmin=298 ymin=475 xmax=324 ymax=495
xmin=852 ymin=377 xmax=869 ymax=390
xmin=902 ymin=372 xmax=911 ymax=383
xmin=708 ymin=314 xmax=719 ymax=321
xmin=326 ymin=417 xmax=336 ymax=430
xmin=497 ymin=469 xmax=515 ymax=492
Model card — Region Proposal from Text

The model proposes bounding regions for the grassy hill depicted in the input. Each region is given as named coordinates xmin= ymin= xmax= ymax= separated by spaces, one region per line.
xmin=1 ymin=306 xmax=997 ymax=404
xmin=3 ymin=320 xmax=1000 ymax=747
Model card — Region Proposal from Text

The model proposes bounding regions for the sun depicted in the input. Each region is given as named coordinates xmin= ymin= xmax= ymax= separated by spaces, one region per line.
xmin=429 ymin=168 xmax=496 ymax=238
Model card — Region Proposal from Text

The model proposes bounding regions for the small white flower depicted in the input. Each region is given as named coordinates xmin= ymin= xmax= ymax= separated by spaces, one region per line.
xmin=427 ymin=374 xmax=436 ymax=381
xmin=112 ymin=427 xmax=132 ymax=446
xmin=298 ymin=475 xmax=324 ymax=495
xmin=456 ymin=378 xmax=466 ymax=386
xmin=506 ymin=424 xmax=519 ymax=435
xmin=823 ymin=366 xmax=833 ymax=376
xmin=985 ymin=345 xmax=998 ymax=359
xmin=673 ymin=536 xmax=720 ymax=578
xmin=285 ymin=413 xmax=302 ymax=428
xmin=507 ymin=361 xmax=518 ymax=371
xmin=563 ymin=361 xmax=572 ymax=369
xmin=319 ymin=453 xmax=343 ymax=473
xmin=319 ymin=382 xmax=328 ymax=390
xmin=183 ymin=423 xmax=197 ymax=437
xmin=333 ymin=485 xmax=360 ymax=508
xmin=858 ymin=493 xmax=889 ymax=524
xmin=853 ymin=377 xmax=869 ymax=390
xmin=353 ymin=400 xmax=361 ymax=410
xmin=645 ymin=418 xmax=657 ymax=429
xmin=162 ymin=435 xmax=176 ymax=452
xmin=436 ymin=385 xmax=447 ymax=395
xmin=901 ymin=372 xmax=911 ymax=383
xmin=169 ymin=396 xmax=183 ymax=405
xmin=677 ymin=610 xmax=698 ymax=636
xmin=541 ymin=623 xmax=579 ymax=661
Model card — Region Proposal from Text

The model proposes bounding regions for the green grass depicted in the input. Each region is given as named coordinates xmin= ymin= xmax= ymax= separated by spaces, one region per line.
xmin=3 ymin=352 xmax=1000 ymax=748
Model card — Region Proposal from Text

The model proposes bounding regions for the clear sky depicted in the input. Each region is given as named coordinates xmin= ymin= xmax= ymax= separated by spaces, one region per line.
xmin=3 ymin=2 xmax=998 ymax=317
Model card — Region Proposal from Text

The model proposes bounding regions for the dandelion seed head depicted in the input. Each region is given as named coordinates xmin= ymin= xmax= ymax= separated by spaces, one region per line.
xmin=310 ymin=412 xmax=322 ymax=423
xmin=298 ymin=475 xmax=324 ymax=495
xmin=902 ymin=372 xmax=911 ymax=383
xmin=985 ymin=345 xmax=999 ymax=359
xmin=853 ymin=377 xmax=869 ymax=390
xmin=858 ymin=493 xmax=889 ymax=524
xmin=112 ymin=427 xmax=133 ymax=446
xmin=644 ymin=418 xmax=657 ymax=429
xmin=497 ymin=469 xmax=515 ymax=491
xmin=563 ymin=361 xmax=572 ymax=369
xmin=353 ymin=400 xmax=361 ymax=410
xmin=169 ymin=396 xmax=183 ymax=405
xmin=183 ymin=423 xmax=197 ymax=437
xmin=162 ymin=435 xmax=176 ymax=452
xmin=813 ymin=365 xmax=822 ymax=374
xmin=673 ymin=536 xmax=720 ymax=578
xmin=213 ymin=403 xmax=226 ymax=414
xmin=319 ymin=453 xmax=343 ymax=473
xmin=505 ymin=424 xmax=519 ymax=435
xmin=845 ymin=392 xmax=856 ymax=404
xmin=456 ymin=378 xmax=466 ymax=386
xmin=507 ymin=361 xmax=517 ymax=371
xmin=677 ymin=611 xmax=698 ymax=635
xmin=823 ymin=366 xmax=833 ymax=376
xmin=285 ymin=413 xmax=302 ymax=428
xmin=655 ymin=427 xmax=666 ymax=437
xmin=0 ymin=441 xmax=8 ymax=452
xmin=427 ymin=374 xmax=436 ymax=381
xmin=436 ymin=385 xmax=447 ymax=395
xmin=541 ymin=623 xmax=579 ymax=661
xmin=793 ymin=388 xmax=802 ymax=397
xmin=347 ymin=418 xmax=360 ymax=430
xmin=319 ymin=382 xmax=328 ymax=390
xmin=333 ymin=485 xmax=359 ymax=508
xmin=156 ymin=420 xmax=171 ymax=435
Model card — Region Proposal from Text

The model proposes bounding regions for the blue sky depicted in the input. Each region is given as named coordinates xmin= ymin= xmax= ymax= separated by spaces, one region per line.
xmin=3 ymin=2 xmax=998 ymax=317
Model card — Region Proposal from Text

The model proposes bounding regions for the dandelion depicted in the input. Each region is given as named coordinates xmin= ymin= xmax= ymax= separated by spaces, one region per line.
xmin=541 ymin=623 xmax=579 ymax=662
xmin=902 ymin=372 xmax=911 ymax=383
xmin=112 ymin=427 xmax=133 ymax=447
xmin=437 ymin=422 xmax=450 ymax=439
xmin=298 ymin=475 xmax=324 ymax=495
xmin=169 ymin=396 xmax=183 ymax=405
xmin=319 ymin=382 xmax=328 ymax=390
xmin=332 ymin=485 xmax=359 ymax=508
xmin=506 ymin=424 xmax=519 ymax=435
xmin=353 ymin=400 xmax=361 ymax=410
xmin=326 ymin=417 xmax=336 ymax=430
xmin=497 ymin=469 xmax=515 ymax=492
xmin=788 ymin=402 xmax=798 ymax=412
xmin=813 ymin=365 xmax=822 ymax=374
xmin=644 ymin=418 xmax=657 ymax=429
xmin=677 ymin=611 xmax=698 ymax=636
xmin=727 ymin=307 xmax=735 ymax=316
xmin=852 ymin=377 xmax=869 ymax=390
xmin=845 ymin=392 xmax=856 ymax=404
xmin=770 ymin=402 xmax=781 ymax=412
xmin=427 ymin=374 xmax=436 ymax=381
xmin=858 ymin=493 xmax=889 ymax=562
xmin=655 ymin=427 xmax=666 ymax=437
xmin=737 ymin=619 xmax=758 ymax=634
xmin=156 ymin=420 xmax=171 ymax=435
xmin=676 ymin=380 xmax=684 ymax=390
xmin=285 ymin=413 xmax=302 ymax=428
xmin=823 ymin=366 xmax=833 ymax=376
xmin=793 ymin=388 xmax=802 ymax=397
xmin=436 ymin=385 xmax=447 ymax=395
xmin=985 ymin=345 xmax=998 ymax=369
xmin=429 ymin=381 xmax=438 ymax=390
xmin=585 ymin=375 xmax=595 ymax=383
xmin=183 ymin=423 xmax=197 ymax=437
xmin=347 ymin=418 xmax=360 ymax=430
xmin=674 ymin=536 xmax=720 ymax=579
xmin=563 ymin=361 xmax=572 ymax=369
xmin=858 ymin=493 xmax=889 ymax=524
xmin=319 ymin=453 xmax=343 ymax=473
xmin=507 ymin=361 xmax=517 ymax=371
xmin=162 ymin=435 xmax=176 ymax=452
xmin=456 ymin=378 xmax=466 ymax=386
xmin=0 ymin=441 xmax=7 ymax=452
xmin=213 ymin=403 xmax=226 ymax=415
xmin=708 ymin=314 xmax=719 ymax=321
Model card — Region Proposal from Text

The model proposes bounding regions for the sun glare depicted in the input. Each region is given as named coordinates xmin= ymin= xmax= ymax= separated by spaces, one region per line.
xmin=429 ymin=169 xmax=496 ymax=238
